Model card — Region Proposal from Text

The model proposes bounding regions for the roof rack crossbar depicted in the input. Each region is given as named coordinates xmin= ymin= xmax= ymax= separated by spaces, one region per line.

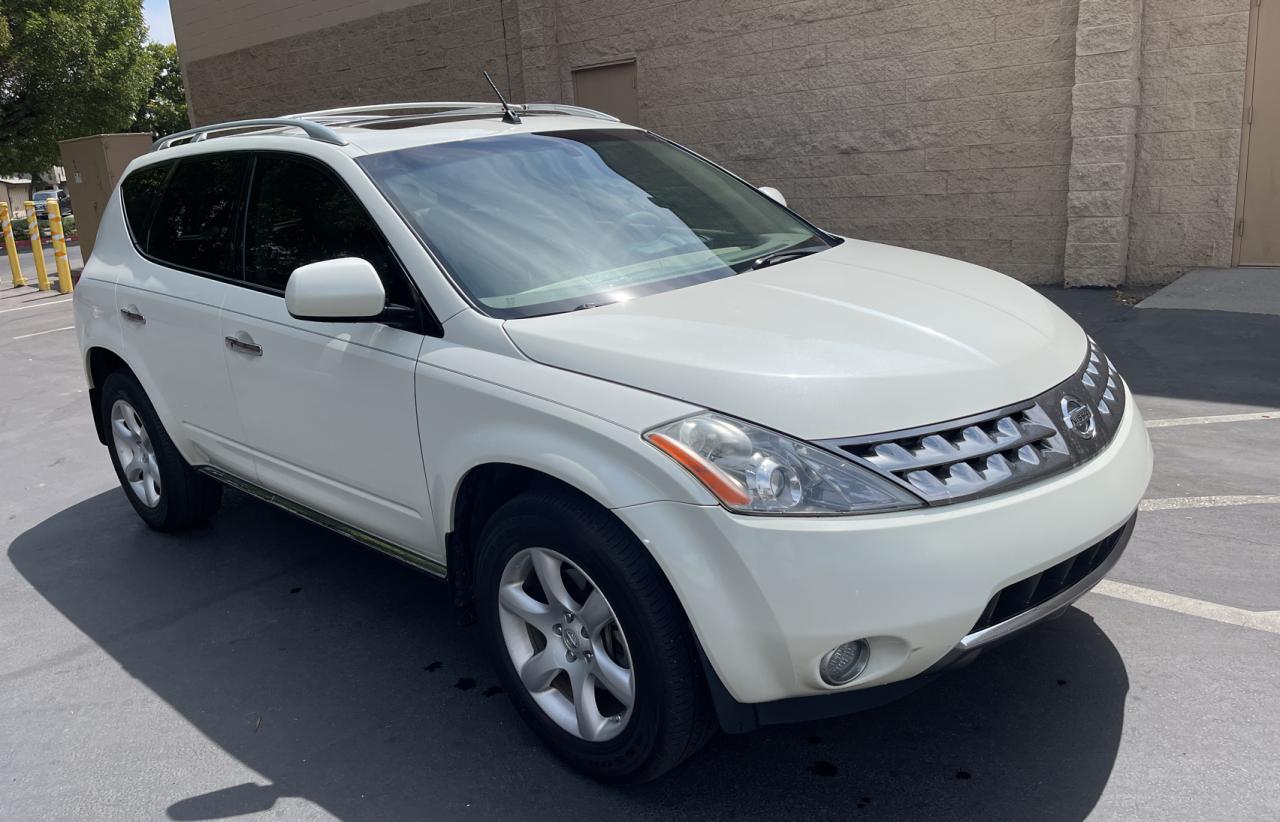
xmin=152 ymin=118 xmax=348 ymax=152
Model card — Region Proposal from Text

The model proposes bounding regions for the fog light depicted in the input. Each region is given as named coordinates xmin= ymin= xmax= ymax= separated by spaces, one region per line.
xmin=820 ymin=639 xmax=870 ymax=686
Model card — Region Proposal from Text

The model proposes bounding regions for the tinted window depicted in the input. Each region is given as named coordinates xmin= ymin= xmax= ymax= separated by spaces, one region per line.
xmin=244 ymin=155 xmax=413 ymax=306
xmin=148 ymin=154 xmax=250 ymax=278
xmin=120 ymin=164 xmax=171 ymax=248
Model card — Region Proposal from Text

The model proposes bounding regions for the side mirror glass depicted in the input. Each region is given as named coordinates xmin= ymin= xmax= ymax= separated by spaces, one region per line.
xmin=285 ymin=257 xmax=385 ymax=321
xmin=758 ymin=186 xmax=787 ymax=207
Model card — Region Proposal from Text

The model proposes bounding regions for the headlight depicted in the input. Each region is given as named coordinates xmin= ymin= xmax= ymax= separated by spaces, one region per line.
xmin=645 ymin=412 xmax=923 ymax=515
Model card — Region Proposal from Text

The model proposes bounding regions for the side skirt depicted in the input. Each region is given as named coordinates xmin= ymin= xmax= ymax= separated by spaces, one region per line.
xmin=197 ymin=465 xmax=447 ymax=578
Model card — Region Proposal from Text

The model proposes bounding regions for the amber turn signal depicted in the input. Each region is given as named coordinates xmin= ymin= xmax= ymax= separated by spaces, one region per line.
xmin=645 ymin=432 xmax=752 ymax=507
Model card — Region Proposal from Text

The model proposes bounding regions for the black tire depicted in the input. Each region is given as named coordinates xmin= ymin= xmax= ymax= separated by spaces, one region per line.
xmin=476 ymin=488 xmax=715 ymax=783
xmin=100 ymin=370 xmax=222 ymax=531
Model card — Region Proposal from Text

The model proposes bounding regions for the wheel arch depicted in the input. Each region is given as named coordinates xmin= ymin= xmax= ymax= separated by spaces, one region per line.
xmin=446 ymin=462 xmax=625 ymax=623
xmin=85 ymin=346 xmax=136 ymax=445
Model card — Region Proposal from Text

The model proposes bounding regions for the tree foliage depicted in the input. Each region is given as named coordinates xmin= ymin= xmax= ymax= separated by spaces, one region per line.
xmin=0 ymin=0 xmax=152 ymax=173
xmin=133 ymin=42 xmax=187 ymax=139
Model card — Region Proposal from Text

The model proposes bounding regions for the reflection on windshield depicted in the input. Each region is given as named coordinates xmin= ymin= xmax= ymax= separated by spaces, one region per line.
xmin=359 ymin=129 xmax=832 ymax=318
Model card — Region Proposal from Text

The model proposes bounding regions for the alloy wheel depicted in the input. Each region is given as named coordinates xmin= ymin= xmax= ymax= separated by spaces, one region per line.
xmin=110 ymin=399 xmax=161 ymax=508
xmin=497 ymin=547 xmax=635 ymax=742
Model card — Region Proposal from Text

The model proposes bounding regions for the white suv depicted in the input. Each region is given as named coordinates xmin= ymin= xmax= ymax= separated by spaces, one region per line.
xmin=74 ymin=102 xmax=1152 ymax=782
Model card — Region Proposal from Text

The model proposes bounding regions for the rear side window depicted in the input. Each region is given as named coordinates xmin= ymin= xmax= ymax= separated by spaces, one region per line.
xmin=120 ymin=163 xmax=172 ymax=247
xmin=148 ymin=154 xmax=251 ymax=278
xmin=244 ymin=154 xmax=414 ymax=306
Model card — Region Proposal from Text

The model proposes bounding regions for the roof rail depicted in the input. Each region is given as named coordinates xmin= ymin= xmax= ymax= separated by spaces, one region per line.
xmin=291 ymin=102 xmax=496 ymax=118
xmin=524 ymin=103 xmax=620 ymax=122
xmin=150 ymin=103 xmax=623 ymax=153
xmin=152 ymin=118 xmax=348 ymax=152
xmin=290 ymin=101 xmax=620 ymax=124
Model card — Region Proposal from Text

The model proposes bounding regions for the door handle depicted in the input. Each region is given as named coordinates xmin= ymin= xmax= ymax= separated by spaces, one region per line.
xmin=119 ymin=305 xmax=145 ymax=324
xmin=225 ymin=335 xmax=263 ymax=357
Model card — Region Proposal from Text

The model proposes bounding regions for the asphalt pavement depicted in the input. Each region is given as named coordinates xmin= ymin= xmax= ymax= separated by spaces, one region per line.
xmin=0 ymin=283 xmax=1277 ymax=821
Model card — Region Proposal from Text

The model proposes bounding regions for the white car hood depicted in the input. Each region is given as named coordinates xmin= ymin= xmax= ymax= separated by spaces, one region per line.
xmin=503 ymin=239 xmax=1087 ymax=440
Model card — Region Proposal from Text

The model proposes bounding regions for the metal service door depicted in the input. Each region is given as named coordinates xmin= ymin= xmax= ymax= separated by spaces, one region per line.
xmin=1237 ymin=0 xmax=1280 ymax=265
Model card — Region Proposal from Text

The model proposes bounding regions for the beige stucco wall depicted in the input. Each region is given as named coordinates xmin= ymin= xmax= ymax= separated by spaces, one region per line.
xmin=172 ymin=0 xmax=1252 ymax=286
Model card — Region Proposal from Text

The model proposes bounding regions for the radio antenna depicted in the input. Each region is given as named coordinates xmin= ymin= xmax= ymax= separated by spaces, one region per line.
xmin=484 ymin=71 xmax=521 ymax=124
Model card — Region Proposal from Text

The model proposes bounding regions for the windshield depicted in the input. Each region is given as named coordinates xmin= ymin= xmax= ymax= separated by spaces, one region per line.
xmin=358 ymin=129 xmax=833 ymax=318
xmin=34 ymin=191 xmax=59 ymax=201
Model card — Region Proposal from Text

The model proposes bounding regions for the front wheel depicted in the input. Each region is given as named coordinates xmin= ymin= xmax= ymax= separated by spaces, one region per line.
xmin=475 ymin=489 xmax=714 ymax=782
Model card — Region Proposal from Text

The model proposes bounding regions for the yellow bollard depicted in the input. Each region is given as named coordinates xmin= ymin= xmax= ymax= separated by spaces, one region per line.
xmin=46 ymin=200 xmax=73 ymax=293
xmin=1 ymin=202 xmax=28 ymax=288
xmin=23 ymin=201 xmax=51 ymax=291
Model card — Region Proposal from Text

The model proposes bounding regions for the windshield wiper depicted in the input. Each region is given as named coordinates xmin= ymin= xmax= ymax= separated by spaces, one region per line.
xmin=749 ymin=247 xmax=823 ymax=271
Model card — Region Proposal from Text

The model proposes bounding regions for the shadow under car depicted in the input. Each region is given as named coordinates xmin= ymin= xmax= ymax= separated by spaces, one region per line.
xmin=8 ymin=487 xmax=1129 ymax=821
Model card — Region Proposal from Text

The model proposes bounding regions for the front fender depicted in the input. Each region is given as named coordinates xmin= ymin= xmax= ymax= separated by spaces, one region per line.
xmin=415 ymin=346 xmax=716 ymax=548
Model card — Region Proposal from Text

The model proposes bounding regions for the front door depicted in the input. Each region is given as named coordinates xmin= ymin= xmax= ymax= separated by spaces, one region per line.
xmin=1237 ymin=0 xmax=1280 ymax=266
xmin=220 ymin=153 xmax=435 ymax=553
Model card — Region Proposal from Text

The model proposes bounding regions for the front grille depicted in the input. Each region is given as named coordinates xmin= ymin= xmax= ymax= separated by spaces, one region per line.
xmin=969 ymin=520 xmax=1130 ymax=634
xmin=818 ymin=338 xmax=1126 ymax=505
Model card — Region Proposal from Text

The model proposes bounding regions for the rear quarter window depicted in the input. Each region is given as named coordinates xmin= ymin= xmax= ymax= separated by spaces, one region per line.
xmin=147 ymin=154 xmax=251 ymax=279
xmin=120 ymin=163 xmax=172 ymax=249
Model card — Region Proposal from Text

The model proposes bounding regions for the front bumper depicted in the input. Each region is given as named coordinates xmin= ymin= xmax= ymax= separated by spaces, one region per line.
xmin=614 ymin=390 xmax=1152 ymax=714
xmin=707 ymin=512 xmax=1136 ymax=731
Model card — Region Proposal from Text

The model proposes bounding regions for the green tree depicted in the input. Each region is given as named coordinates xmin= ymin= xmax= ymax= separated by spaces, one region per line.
xmin=133 ymin=42 xmax=187 ymax=138
xmin=0 ymin=0 xmax=152 ymax=174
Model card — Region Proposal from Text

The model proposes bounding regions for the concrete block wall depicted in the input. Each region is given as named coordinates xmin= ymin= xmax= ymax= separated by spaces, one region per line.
xmin=1128 ymin=0 xmax=1251 ymax=285
xmin=524 ymin=0 xmax=1081 ymax=284
xmin=1064 ymin=0 xmax=1144 ymax=287
xmin=174 ymin=0 xmax=1253 ymax=286
xmin=171 ymin=0 xmax=436 ymax=62
xmin=182 ymin=0 xmax=516 ymax=124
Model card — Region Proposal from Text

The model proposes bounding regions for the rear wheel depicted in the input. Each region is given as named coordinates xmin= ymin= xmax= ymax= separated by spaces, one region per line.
xmin=101 ymin=371 xmax=222 ymax=531
xmin=476 ymin=488 xmax=714 ymax=782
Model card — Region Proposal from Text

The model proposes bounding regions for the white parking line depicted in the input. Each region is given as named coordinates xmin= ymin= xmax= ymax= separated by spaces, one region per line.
xmin=0 ymin=297 xmax=72 ymax=314
xmin=1146 ymin=411 xmax=1279 ymax=428
xmin=1139 ymin=495 xmax=1280 ymax=511
xmin=1091 ymin=580 xmax=1280 ymax=636
xmin=12 ymin=325 xmax=75 ymax=340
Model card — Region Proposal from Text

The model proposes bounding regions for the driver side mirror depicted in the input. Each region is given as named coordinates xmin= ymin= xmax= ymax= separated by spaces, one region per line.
xmin=285 ymin=257 xmax=385 ymax=321
xmin=758 ymin=186 xmax=787 ymax=207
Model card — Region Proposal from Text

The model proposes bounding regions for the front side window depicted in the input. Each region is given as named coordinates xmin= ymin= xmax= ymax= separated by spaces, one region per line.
xmin=243 ymin=154 xmax=414 ymax=306
xmin=359 ymin=129 xmax=833 ymax=318
xmin=120 ymin=163 xmax=172 ymax=247
xmin=148 ymin=154 xmax=250 ymax=278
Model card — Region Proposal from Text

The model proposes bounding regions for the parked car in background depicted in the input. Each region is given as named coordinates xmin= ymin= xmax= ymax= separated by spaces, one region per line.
xmin=32 ymin=189 xmax=71 ymax=217
xmin=73 ymin=102 xmax=1153 ymax=782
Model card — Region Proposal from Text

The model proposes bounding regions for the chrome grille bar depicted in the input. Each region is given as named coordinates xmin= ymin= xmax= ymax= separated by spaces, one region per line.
xmin=816 ymin=338 xmax=1126 ymax=505
xmin=860 ymin=410 xmax=1059 ymax=473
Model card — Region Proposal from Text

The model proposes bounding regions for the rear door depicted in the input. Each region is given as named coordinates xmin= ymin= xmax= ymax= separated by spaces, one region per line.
xmin=115 ymin=154 xmax=257 ymax=479
xmin=219 ymin=152 xmax=435 ymax=552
